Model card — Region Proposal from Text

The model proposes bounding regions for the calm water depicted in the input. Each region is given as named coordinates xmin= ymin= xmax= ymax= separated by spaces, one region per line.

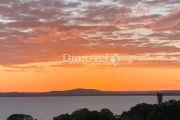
xmin=0 ymin=96 xmax=180 ymax=120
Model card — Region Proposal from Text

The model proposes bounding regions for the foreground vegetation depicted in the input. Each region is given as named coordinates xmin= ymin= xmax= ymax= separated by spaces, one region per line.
xmin=7 ymin=99 xmax=180 ymax=120
xmin=7 ymin=114 xmax=35 ymax=120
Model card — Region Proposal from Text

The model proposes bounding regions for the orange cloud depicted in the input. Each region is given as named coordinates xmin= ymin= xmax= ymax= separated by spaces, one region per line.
xmin=20 ymin=26 xmax=83 ymax=44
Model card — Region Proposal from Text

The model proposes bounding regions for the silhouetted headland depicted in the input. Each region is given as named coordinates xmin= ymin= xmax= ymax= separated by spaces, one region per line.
xmin=1 ymin=88 xmax=180 ymax=97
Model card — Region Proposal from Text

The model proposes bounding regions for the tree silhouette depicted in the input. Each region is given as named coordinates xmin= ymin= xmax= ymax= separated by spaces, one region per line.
xmin=53 ymin=113 xmax=70 ymax=120
xmin=53 ymin=108 xmax=117 ymax=120
xmin=157 ymin=92 xmax=163 ymax=104
xmin=7 ymin=114 xmax=34 ymax=120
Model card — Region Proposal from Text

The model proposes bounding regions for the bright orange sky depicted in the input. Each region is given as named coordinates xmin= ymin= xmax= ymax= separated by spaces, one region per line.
xmin=1 ymin=64 xmax=180 ymax=92
xmin=0 ymin=0 xmax=180 ymax=92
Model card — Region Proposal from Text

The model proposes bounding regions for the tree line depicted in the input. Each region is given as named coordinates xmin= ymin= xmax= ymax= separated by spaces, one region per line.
xmin=7 ymin=93 xmax=180 ymax=120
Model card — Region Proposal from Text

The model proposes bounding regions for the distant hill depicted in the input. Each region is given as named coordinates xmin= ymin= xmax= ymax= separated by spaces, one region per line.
xmin=1 ymin=88 xmax=180 ymax=97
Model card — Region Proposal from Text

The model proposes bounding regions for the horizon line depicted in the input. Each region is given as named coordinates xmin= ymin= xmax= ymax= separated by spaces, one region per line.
xmin=1 ymin=88 xmax=180 ymax=93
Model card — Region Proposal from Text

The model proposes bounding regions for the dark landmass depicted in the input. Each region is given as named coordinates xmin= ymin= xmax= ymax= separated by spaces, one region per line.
xmin=1 ymin=88 xmax=180 ymax=97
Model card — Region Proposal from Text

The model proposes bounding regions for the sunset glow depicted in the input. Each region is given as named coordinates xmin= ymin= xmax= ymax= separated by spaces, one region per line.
xmin=1 ymin=0 xmax=180 ymax=92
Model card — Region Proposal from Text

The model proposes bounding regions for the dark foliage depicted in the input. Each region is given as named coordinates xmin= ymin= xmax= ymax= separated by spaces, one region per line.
xmin=119 ymin=100 xmax=180 ymax=120
xmin=8 ymin=99 xmax=180 ymax=120
xmin=7 ymin=114 xmax=34 ymax=120
xmin=53 ymin=113 xmax=70 ymax=120
xmin=157 ymin=93 xmax=163 ymax=104
xmin=148 ymin=100 xmax=180 ymax=120
xmin=53 ymin=108 xmax=117 ymax=120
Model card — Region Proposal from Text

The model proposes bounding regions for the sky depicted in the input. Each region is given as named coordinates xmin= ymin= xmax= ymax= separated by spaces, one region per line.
xmin=0 ymin=0 xmax=180 ymax=92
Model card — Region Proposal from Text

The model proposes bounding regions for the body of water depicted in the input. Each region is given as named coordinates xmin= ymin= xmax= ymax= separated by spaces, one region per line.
xmin=0 ymin=96 xmax=180 ymax=120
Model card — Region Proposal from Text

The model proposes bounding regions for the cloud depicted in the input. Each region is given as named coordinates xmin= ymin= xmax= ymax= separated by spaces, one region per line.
xmin=0 ymin=0 xmax=180 ymax=68
xmin=1 ymin=70 xmax=25 ymax=72
xmin=175 ymin=80 xmax=180 ymax=82
xmin=96 ymin=60 xmax=180 ymax=68
xmin=51 ymin=63 xmax=86 ymax=68
xmin=19 ymin=26 xmax=84 ymax=44
xmin=81 ymin=0 xmax=102 ymax=2
xmin=119 ymin=0 xmax=142 ymax=6
xmin=148 ymin=8 xmax=180 ymax=30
